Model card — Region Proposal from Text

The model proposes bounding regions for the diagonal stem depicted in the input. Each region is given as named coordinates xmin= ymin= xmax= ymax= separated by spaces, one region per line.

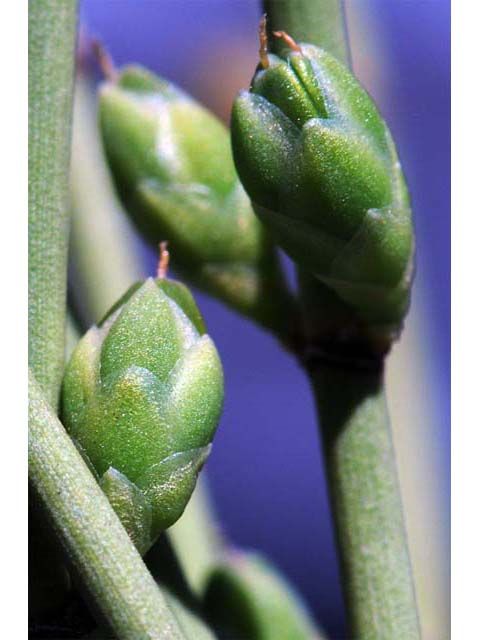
xmin=29 ymin=372 xmax=186 ymax=640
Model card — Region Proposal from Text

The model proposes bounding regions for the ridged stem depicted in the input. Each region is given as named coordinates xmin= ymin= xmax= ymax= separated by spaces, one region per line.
xmin=29 ymin=0 xmax=79 ymax=617
xmin=29 ymin=0 xmax=78 ymax=409
xmin=29 ymin=373 xmax=185 ymax=640
xmin=309 ymin=365 xmax=420 ymax=638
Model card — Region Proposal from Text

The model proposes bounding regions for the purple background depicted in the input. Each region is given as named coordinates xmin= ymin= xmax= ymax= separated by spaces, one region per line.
xmin=80 ymin=2 xmax=450 ymax=637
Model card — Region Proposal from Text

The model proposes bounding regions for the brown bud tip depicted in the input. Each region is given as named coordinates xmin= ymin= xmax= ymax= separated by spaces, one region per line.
xmin=272 ymin=30 xmax=302 ymax=54
xmin=259 ymin=14 xmax=269 ymax=69
xmin=91 ymin=39 xmax=119 ymax=82
xmin=157 ymin=241 xmax=170 ymax=279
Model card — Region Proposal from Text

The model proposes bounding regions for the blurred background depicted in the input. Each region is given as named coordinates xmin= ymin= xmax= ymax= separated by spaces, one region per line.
xmin=73 ymin=2 xmax=450 ymax=638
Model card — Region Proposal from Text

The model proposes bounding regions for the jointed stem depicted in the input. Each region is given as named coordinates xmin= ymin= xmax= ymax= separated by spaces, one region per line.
xmin=29 ymin=373 xmax=186 ymax=640
xmin=262 ymin=1 xmax=420 ymax=637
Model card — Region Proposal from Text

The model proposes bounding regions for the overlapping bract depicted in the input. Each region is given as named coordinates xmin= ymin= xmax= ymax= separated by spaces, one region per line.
xmin=231 ymin=44 xmax=414 ymax=337
xmin=99 ymin=66 xmax=293 ymax=335
xmin=62 ymin=277 xmax=223 ymax=552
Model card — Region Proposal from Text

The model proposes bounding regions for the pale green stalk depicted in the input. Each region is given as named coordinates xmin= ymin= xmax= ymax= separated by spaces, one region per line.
xmin=70 ymin=73 xmax=144 ymax=325
xmin=169 ymin=480 xmax=225 ymax=594
xmin=310 ymin=365 xmax=420 ymax=638
xmin=262 ymin=1 xmax=420 ymax=637
xmin=29 ymin=373 xmax=185 ymax=640
xmin=29 ymin=0 xmax=78 ymax=409
xmin=29 ymin=0 xmax=78 ymax=616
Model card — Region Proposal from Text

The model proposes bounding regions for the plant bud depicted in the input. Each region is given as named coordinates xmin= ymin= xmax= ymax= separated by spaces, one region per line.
xmin=62 ymin=277 xmax=223 ymax=551
xmin=204 ymin=551 xmax=320 ymax=639
xmin=99 ymin=65 xmax=294 ymax=337
xmin=231 ymin=41 xmax=414 ymax=340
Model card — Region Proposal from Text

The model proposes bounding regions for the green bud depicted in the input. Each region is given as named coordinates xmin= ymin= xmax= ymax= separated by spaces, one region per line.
xmin=204 ymin=551 xmax=320 ymax=640
xmin=62 ymin=277 xmax=223 ymax=551
xmin=231 ymin=43 xmax=414 ymax=340
xmin=99 ymin=65 xmax=294 ymax=337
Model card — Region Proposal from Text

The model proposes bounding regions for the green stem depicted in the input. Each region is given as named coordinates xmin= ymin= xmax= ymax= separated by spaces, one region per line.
xmin=29 ymin=0 xmax=78 ymax=409
xmin=29 ymin=372 xmax=185 ymax=640
xmin=29 ymin=1 xmax=79 ymax=617
xmin=310 ymin=365 xmax=420 ymax=638
xmin=263 ymin=0 xmax=350 ymax=63
xmin=263 ymin=1 xmax=420 ymax=637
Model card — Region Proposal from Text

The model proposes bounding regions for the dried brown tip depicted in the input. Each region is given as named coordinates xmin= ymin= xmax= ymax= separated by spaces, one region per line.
xmin=259 ymin=14 xmax=269 ymax=69
xmin=157 ymin=242 xmax=170 ymax=279
xmin=91 ymin=39 xmax=119 ymax=82
xmin=272 ymin=30 xmax=302 ymax=54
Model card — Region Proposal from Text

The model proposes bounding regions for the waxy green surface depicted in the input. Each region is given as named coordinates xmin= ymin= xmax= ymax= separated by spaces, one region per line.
xmin=231 ymin=44 xmax=414 ymax=333
xmin=204 ymin=552 xmax=320 ymax=640
xmin=99 ymin=66 xmax=293 ymax=336
xmin=62 ymin=277 xmax=224 ymax=550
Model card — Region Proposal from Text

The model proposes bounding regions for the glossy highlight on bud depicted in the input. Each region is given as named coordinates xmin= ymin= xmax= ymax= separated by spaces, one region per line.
xmin=231 ymin=30 xmax=414 ymax=340
xmin=62 ymin=273 xmax=224 ymax=551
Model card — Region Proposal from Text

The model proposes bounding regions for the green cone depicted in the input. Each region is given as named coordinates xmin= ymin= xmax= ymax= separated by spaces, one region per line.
xmin=98 ymin=65 xmax=294 ymax=337
xmin=62 ymin=277 xmax=223 ymax=551
xmin=231 ymin=42 xmax=414 ymax=342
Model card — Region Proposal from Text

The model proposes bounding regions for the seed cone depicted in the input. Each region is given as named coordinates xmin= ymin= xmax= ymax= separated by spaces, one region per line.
xmin=62 ymin=277 xmax=223 ymax=551
xmin=231 ymin=42 xmax=414 ymax=345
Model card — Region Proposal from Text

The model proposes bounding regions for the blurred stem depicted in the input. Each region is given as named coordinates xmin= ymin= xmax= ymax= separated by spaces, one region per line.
xmin=29 ymin=0 xmax=78 ymax=409
xmin=263 ymin=0 xmax=349 ymax=64
xmin=169 ymin=480 xmax=225 ymax=595
xmin=263 ymin=1 xmax=420 ymax=638
xmin=66 ymin=312 xmax=81 ymax=362
xmin=70 ymin=73 xmax=144 ymax=325
xmin=29 ymin=372 xmax=186 ymax=640
xmin=70 ymin=71 xmax=222 ymax=591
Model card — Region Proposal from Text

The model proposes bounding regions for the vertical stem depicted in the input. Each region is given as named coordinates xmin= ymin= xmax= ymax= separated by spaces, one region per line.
xmin=29 ymin=373 xmax=185 ymax=640
xmin=262 ymin=1 xmax=420 ymax=637
xmin=310 ymin=365 xmax=420 ymax=638
xmin=29 ymin=0 xmax=78 ymax=409
xmin=263 ymin=0 xmax=350 ymax=63
xmin=70 ymin=73 xmax=144 ymax=326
